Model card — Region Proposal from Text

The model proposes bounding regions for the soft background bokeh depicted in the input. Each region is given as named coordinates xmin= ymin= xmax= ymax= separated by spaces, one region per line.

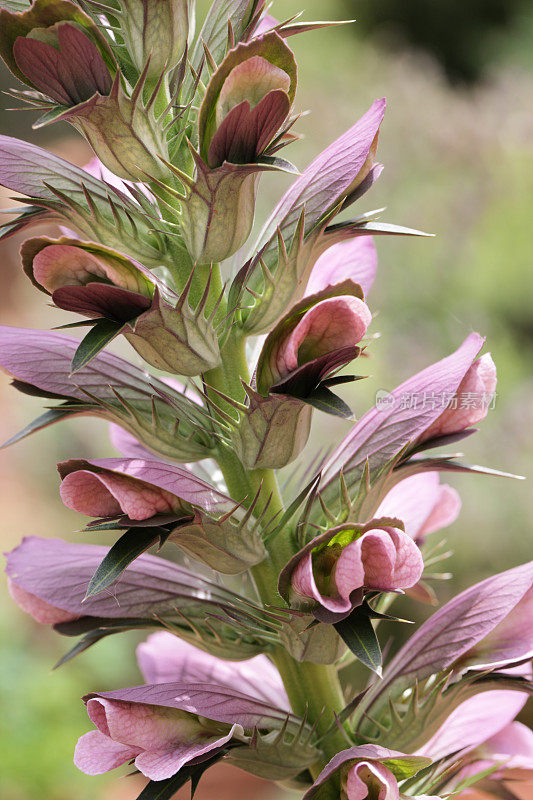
xmin=1 ymin=1 xmax=532 ymax=798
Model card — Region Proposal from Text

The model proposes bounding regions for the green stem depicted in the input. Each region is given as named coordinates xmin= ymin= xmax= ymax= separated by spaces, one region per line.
xmin=205 ymin=327 xmax=348 ymax=797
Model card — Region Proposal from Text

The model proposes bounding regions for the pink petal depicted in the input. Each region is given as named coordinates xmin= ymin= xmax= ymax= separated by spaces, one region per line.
xmin=32 ymin=244 xmax=144 ymax=294
xmin=485 ymin=722 xmax=533 ymax=768
xmin=60 ymin=470 xmax=178 ymax=520
xmin=216 ymin=56 xmax=291 ymax=125
xmin=74 ymin=730 xmax=138 ymax=775
xmin=376 ymin=473 xmax=461 ymax=541
xmin=137 ymin=632 xmax=289 ymax=709
xmin=291 ymin=550 xmax=352 ymax=614
xmin=418 ymin=688 xmax=529 ymax=760
xmin=335 ymin=529 xmax=423 ymax=597
xmin=419 ymin=484 xmax=461 ymax=537
xmin=7 ymin=578 xmax=78 ymax=624
xmin=306 ymin=237 xmax=377 ymax=297
xmin=88 ymin=699 xmax=201 ymax=752
xmin=134 ymin=729 xmax=236 ymax=781
xmin=422 ymin=353 xmax=497 ymax=441
xmin=346 ymin=761 xmax=400 ymax=800
xmin=274 ymin=295 xmax=371 ymax=379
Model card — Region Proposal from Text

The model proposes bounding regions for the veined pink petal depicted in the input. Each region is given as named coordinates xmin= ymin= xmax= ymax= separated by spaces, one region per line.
xmin=74 ymin=730 xmax=138 ymax=775
xmin=7 ymin=578 xmax=79 ymax=624
xmin=32 ymin=244 xmax=146 ymax=294
xmin=216 ymin=56 xmax=291 ymax=125
xmin=137 ymin=632 xmax=289 ymax=710
xmin=459 ymin=587 xmax=533 ymax=671
xmin=290 ymin=550 xmax=351 ymax=613
xmin=306 ymin=237 xmax=378 ymax=297
xmin=422 ymin=353 xmax=497 ymax=441
xmin=335 ymin=529 xmax=423 ymax=598
xmin=418 ymin=687 xmax=529 ymax=760
xmin=273 ymin=295 xmax=371 ymax=380
xmin=87 ymin=699 xmax=202 ymax=751
xmin=60 ymin=470 xmax=179 ymax=520
xmin=345 ymin=760 xmax=400 ymax=800
xmin=376 ymin=473 xmax=461 ymax=541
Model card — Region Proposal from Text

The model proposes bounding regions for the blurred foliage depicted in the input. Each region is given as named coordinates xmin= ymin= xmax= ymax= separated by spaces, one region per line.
xmin=341 ymin=0 xmax=533 ymax=82
xmin=1 ymin=1 xmax=532 ymax=798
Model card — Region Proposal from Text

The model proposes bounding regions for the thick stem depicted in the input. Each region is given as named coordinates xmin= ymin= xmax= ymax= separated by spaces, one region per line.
xmin=205 ymin=333 xmax=349 ymax=796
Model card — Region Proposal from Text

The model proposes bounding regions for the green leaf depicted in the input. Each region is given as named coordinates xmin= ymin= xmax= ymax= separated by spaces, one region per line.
xmin=302 ymin=385 xmax=353 ymax=418
xmin=53 ymin=629 xmax=117 ymax=669
xmin=71 ymin=319 xmax=125 ymax=373
xmin=1 ymin=407 xmax=79 ymax=449
xmin=84 ymin=527 xmax=170 ymax=600
xmin=334 ymin=607 xmax=382 ymax=674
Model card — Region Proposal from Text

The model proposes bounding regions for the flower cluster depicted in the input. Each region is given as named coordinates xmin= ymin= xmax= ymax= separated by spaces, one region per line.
xmin=0 ymin=2 xmax=530 ymax=799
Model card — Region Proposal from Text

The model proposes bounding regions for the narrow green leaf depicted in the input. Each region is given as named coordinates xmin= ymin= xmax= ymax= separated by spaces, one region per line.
xmin=1 ymin=407 xmax=78 ymax=449
xmin=53 ymin=629 xmax=116 ymax=669
xmin=71 ymin=319 xmax=125 ymax=373
xmin=84 ymin=527 xmax=169 ymax=600
xmin=303 ymin=385 xmax=353 ymax=419
xmin=334 ymin=608 xmax=382 ymax=674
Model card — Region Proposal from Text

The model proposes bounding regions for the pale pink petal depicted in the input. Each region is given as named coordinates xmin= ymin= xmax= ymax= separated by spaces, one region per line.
xmin=376 ymin=473 xmax=461 ymax=541
xmin=335 ymin=529 xmax=423 ymax=597
xmin=306 ymin=237 xmax=377 ymax=297
xmin=60 ymin=470 xmax=178 ymax=520
xmin=290 ymin=551 xmax=352 ymax=613
xmin=7 ymin=578 xmax=78 ymax=624
xmin=422 ymin=353 xmax=497 ymax=441
xmin=346 ymin=761 xmax=400 ymax=800
xmin=485 ymin=722 xmax=533 ymax=769
xmin=137 ymin=632 xmax=288 ymax=709
xmin=217 ymin=56 xmax=291 ymax=125
xmin=418 ymin=689 xmax=529 ymax=760
xmin=274 ymin=295 xmax=371 ymax=379
xmin=376 ymin=474 xmax=441 ymax=539
xmin=74 ymin=730 xmax=139 ymax=775
xmin=419 ymin=484 xmax=461 ymax=537
xmin=89 ymin=699 xmax=201 ymax=751
xmin=32 ymin=244 xmax=143 ymax=293
xmin=134 ymin=729 xmax=236 ymax=781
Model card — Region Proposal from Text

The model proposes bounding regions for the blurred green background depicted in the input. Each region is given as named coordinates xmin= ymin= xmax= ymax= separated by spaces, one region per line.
xmin=1 ymin=1 xmax=532 ymax=798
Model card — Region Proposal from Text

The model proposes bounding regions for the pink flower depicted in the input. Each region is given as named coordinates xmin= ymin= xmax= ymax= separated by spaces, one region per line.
xmin=74 ymin=697 xmax=236 ymax=780
xmin=421 ymin=354 xmax=497 ymax=442
xmin=270 ymin=295 xmax=371 ymax=384
xmin=283 ymin=522 xmax=423 ymax=617
xmin=342 ymin=759 xmax=399 ymax=799
xmin=60 ymin=468 xmax=182 ymax=522
xmin=302 ymin=745 xmax=432 ymax=800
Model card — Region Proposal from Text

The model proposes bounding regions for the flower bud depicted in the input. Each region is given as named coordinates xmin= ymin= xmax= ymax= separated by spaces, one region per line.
xmin=74 ymin=697 xmax=229 ymax=780
xmin=58 ymin=458 xmax=267 ymax=574
xmin=281 ymin=522 xmax=424 ymax=618
xmin=199 ymin=32 xmax=297 ymax=170
xmin=0 ymin=0 xmax=169 ymax=181
xmin=178 ymin=31 xmax=298 ymax=264
xmin=115 ymin=0 xmax=189 ymax=81
xmin=421 ymin=353 xmax=497 ymax=442
xmin=341 ymin=760 xmax=399 ymax=800
xmin=22 ymin=236 xmax=221 ymax=376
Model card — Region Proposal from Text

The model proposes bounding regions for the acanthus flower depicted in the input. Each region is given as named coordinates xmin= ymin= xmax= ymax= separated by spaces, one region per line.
xmin=176 ymin=30 xmax=299 ymax=264
xmin=279 ymin=520 xmax=423 ymax=622
xmin=21 ymin=236 xmax=221 ymax=375
xmin=232 ymin=280 xmax=371 ymax=469
xmin=0 ymin=0 xmax=170 ymax=180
